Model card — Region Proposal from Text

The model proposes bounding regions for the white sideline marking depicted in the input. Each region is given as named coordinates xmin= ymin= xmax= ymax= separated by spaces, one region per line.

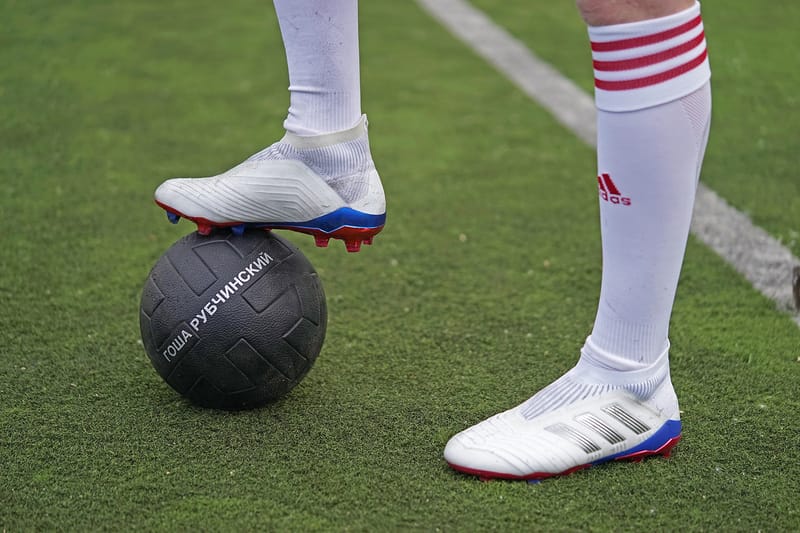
xmin=417 ymin=0 xmax=800 ymax=326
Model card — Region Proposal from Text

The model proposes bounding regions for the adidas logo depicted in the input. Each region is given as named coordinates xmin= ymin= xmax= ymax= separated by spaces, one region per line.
xmin=597 ymin=173 xmax=631 ymax=206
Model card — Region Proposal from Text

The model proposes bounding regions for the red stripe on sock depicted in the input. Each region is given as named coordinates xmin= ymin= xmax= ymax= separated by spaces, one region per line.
xmin=593 ymin=32 xmax=705 ymax=72
xmin=591 ymin=15 xmax=702 ymax=52
xmin=595 ymin=49 xmax=708 ymax=91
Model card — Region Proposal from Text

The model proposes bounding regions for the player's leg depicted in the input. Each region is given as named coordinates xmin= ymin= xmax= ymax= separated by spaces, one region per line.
xmin=445 ymin=0 xmax=711 ymax=479
xmin=155 ymin=0 xmax=385 ymax=252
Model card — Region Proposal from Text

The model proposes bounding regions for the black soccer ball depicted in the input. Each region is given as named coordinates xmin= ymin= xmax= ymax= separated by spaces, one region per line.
xmin=139 ymin=230 xmax=327 ymax=410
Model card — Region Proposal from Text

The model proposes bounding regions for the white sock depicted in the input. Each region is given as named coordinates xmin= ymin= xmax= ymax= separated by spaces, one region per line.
xmin=586 ymin=83 xmax=710 ymax=369
xmin=273 ymin=0 xmax=362 ymax=136
xmin=586 ymin=2 xmax=711 ymax=368
xmin=523 ymin=3 xmax=711 ymax=418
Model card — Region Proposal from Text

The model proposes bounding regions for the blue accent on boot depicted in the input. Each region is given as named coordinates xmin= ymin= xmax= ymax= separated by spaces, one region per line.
xmin=263 ymin=207 xmax=385 ymax=233
xmin=594 ymin=419 xmax=682 ymax=465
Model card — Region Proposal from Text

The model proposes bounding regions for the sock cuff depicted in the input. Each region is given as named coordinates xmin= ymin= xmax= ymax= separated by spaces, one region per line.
xmin=588 ymin=2 xmax=710 ymax=112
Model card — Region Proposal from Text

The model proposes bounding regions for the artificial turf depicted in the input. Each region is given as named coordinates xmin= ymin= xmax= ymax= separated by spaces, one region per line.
xmin=1 ymin=0 xmax=798 ymax=530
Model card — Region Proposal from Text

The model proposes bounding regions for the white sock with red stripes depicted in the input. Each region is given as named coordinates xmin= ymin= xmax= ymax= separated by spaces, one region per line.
xmin=274 ymin=0 xmax=362 ymax=136
xmin=522 ymin=2 xmax=711 ymax=419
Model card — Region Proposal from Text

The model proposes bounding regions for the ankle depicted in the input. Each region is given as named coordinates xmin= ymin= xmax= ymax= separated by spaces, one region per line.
xmin=282 ymin=115 xmax=368 ymax=150
xmin=577 ymin=337 xmax=671 ymax=385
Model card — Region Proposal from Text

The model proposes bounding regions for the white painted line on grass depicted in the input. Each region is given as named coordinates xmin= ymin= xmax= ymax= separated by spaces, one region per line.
xmin=417 ymin=0 xmax=800 ymax=326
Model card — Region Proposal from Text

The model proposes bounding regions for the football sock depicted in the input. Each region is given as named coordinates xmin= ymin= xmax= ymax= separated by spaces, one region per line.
xmin=273 ymin=0 xmax=362 ymax=136
xmin=523 ymin=2 xmax=711 ymax=419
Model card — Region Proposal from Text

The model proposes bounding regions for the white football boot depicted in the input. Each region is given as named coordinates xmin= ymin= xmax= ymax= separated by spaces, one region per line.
xmin=444 ymin=349 xmax=681 ymax=481
xmin=155 ymin=115 xmax=385 ymax=252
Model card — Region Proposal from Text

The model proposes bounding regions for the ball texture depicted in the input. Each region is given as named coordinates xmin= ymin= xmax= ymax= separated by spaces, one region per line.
xmin=139 ymin=230 xmax=327 ymax=410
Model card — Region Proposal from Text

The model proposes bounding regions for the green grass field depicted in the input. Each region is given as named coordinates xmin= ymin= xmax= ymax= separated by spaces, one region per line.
xmin=2 ymin=0 xmax=799 ymax=530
